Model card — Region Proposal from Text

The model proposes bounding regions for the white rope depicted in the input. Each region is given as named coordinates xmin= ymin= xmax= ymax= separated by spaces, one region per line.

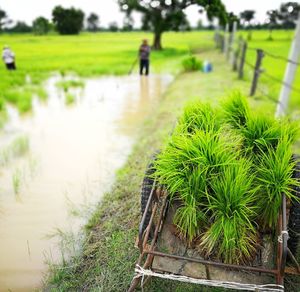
xmin=134 ymin=265 xmax=284 ymax=292
xmin=278 ymin=230 xmax=289 ymax=243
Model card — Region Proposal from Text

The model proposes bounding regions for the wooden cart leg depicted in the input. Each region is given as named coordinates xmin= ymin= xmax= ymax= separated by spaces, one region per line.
xmin=128 ymin=276 xmax=141 ymax=292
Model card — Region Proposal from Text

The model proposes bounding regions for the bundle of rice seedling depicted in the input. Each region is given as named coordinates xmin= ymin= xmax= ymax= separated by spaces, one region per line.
xmin=222 ymin=91 xmax=250 ymax=130
xmin=153 ymin=92 xmax=299 ymax=264
xmin=177 ymin=102 xmax=220 ymax=135
xmin=201 ymin=160 xmax=257 ymax=264
xmin=255 ymin=138 xmax=298 ymax=228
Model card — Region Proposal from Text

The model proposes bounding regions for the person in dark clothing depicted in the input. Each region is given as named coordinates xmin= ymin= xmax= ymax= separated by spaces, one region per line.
xmin=139 ymin=39 xmax=151 ymax=76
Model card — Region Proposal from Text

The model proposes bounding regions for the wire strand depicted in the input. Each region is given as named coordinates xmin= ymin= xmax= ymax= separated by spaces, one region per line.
xmin=261 ymin=71 xmax=300 ymax=94
xmin=263 ymin=51 xmax=300 ymax=66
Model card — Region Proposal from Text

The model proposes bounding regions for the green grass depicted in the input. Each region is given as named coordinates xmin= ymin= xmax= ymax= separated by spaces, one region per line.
xmin=0 ymin=31 xmax=213 ymax=115
xmin=236 ymin=30 xmax=300 ymax=112
xmin=0 ymin=29 xmax=298 ymax=116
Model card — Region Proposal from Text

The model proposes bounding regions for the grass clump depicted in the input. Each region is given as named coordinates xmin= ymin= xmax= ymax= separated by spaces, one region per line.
xmin=154 ymin=92 xmax=299 ymax=264
xmin=182 ymin=55 xmax=203 ymax=72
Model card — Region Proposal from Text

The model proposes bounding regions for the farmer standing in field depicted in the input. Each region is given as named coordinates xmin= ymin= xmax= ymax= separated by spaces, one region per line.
xmin=139 ymin=39 xmax=150 ymax=76
xmin=2 ymin=45 xmax=16 ymax=70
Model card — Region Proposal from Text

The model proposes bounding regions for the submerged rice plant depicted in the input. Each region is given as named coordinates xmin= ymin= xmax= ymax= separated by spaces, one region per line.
xmin=0 ymin=136 xmax=30 ymax=166
xmin=65 ymin=93 xmax=76 ymax=105
xmin=12 ymin=168 xmax=22 ymax=194
xmin=56 ymin=80 xmax=85 ymax=92
xmin=11 ymin=136 xmax=30 ymax=157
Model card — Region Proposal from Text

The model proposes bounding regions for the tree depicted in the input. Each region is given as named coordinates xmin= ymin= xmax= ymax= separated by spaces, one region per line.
xmin=0 ymin=7 xmax=9 ymax=32
xmin=52 ymin=6 xmax=84 ymax=35
xmin=278 ymin=2 xmax=300 ymax=29
xmin=87 ymin=13 xmax=99 ymax=32
xmin=122 ymin=16 xmax=134 ymax=31
xmin=118 ymin=0 xmax=227 ymax=50
xmin=9 ymin=21 xmax=32 ymax=33
xmin=227 ymin=12 xmax=240 ymax=31
xmin=240 ymin=10 xmax=255 ymax=41
xmin=108 ymin=21 xmax=119 ymax=32
xmin=32 ymin=17 xmax=50 ymax=35
xmin=240 ymin=10 xmax=255 ymax=28
xmin=266 ymin=10 xmax=279 ymax=40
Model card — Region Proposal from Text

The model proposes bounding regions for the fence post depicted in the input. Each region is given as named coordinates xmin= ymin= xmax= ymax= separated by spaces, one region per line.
xmin=223 ymin=23 xmax=229 ymax=54
xmin=232 ymin=37 xmax=242 ymax=71
xmin=219 ymin=34 xmax=224 ymax=51
xmin=229 ymin=22 xmax=237 ymax=63
xmin=276 ymin=14 xmax=300 ymax=117
xmin=238 ymin=41 xmax=247 ymax=79
xmin=250 ymin=49 xmax=264 ymax=96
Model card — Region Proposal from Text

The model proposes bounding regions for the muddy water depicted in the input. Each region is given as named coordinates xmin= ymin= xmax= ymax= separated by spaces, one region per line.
xmin=0 ymin=74 xmax=172 ymax=291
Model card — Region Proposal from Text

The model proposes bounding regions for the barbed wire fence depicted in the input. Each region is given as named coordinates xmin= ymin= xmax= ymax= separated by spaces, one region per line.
xmin=214 ymin=16 xmax=300 ymax=117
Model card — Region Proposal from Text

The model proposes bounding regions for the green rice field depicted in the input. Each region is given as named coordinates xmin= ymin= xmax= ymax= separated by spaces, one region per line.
xmin=0 ymin=30 xmax=299 ymax=115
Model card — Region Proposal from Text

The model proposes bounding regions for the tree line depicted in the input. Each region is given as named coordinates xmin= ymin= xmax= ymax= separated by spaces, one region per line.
xmin=0 ymin=1 xmax=299 ymax=49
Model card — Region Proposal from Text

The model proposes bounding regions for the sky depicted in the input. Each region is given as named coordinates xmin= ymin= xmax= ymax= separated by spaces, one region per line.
xmin=0 ymin=0 xmax=298 ymax=28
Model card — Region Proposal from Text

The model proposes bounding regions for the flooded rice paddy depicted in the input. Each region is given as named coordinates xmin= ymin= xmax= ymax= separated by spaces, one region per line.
xmin=0 ymin=74 xmax=172 ymax=291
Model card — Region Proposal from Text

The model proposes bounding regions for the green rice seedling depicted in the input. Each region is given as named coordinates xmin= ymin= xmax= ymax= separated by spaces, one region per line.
xmin=12 ymin=168 xmax=22 ymax=194
xmin=176 ymin=102 xmax=220 ymax=134
xmin=201 ymin=160 xmax=257 ymax=264
xmin=28 ymin=156 xmax=38 ymax=178
xmin=173 ymin=197 xmax=206 ymax=241
xmin=17 ymin=92 xmax=33 ymax=113
xmin=255 ymin=138 xmax=299 ymax=228
xmin=0 ymin=148 xmax=11 ymax=166
xmin=56 ymin=80 xmax=85 ymax=92
xmin=35 ymin=87 xmax=48 ymax=101
xmin=182 ymin=55 xmax=203 ymax=72
xmin=0 ymin=136 xmax=30 ymax=166
xmin=65 ymin=93 xmax=76 ymax=105
xmin=222 ymin=92 xmax=250 ymax=129
xmin=154 ymin=130 xmax=236 ymax=200
xmin=241 ymin=114 xmax=298 ymax=158
xmin=0 ymin=96 xmax=5 ymax=112
xmin=0 ymin=111 xmax=7 ymax=130
xmin=3 ymin=89 xmax=20 ymax=104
